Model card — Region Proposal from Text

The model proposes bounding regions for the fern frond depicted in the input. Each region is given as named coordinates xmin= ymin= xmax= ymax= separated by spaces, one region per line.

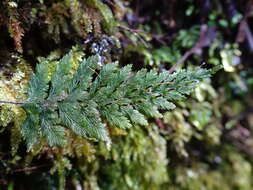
xmin=21 ymin=50 xmax=213 ymax=149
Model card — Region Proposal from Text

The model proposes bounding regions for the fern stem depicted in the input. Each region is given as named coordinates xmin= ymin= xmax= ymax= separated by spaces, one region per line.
xmin=0 ymin=100 xmax=25 ymax=105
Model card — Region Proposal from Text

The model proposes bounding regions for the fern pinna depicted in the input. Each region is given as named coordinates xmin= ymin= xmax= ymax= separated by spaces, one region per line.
xmin=20 ymin=50 xmax=212 ymax=149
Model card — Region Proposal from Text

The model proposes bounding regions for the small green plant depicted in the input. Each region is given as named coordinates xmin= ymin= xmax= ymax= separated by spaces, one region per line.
xmin=0 ymin=50 xmax=212 ymax=150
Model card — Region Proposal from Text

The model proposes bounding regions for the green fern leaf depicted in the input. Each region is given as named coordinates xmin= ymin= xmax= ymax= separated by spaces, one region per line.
xmin=21 ymin=49 xmax=213 ymax=149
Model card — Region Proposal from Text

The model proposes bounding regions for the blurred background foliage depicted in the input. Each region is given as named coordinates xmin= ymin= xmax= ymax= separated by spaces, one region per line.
xmin=0 ymin=0 xmax=253 ymax=189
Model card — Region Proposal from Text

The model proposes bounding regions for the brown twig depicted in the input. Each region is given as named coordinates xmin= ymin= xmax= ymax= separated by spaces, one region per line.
xmin=236 ymin=0 xmax=253 ymax=49
xmin=118 ymin=25 xmax=148 ymax=35
xmin=155 ymin=118 xmax=166 ymax=130
xmin=118 ymin=25 xmax=167 ymax=45
xmin=168 ymin=24 xmax=208 ymax=74
xmin=0 ymin=163 xmax=51 ymax=174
